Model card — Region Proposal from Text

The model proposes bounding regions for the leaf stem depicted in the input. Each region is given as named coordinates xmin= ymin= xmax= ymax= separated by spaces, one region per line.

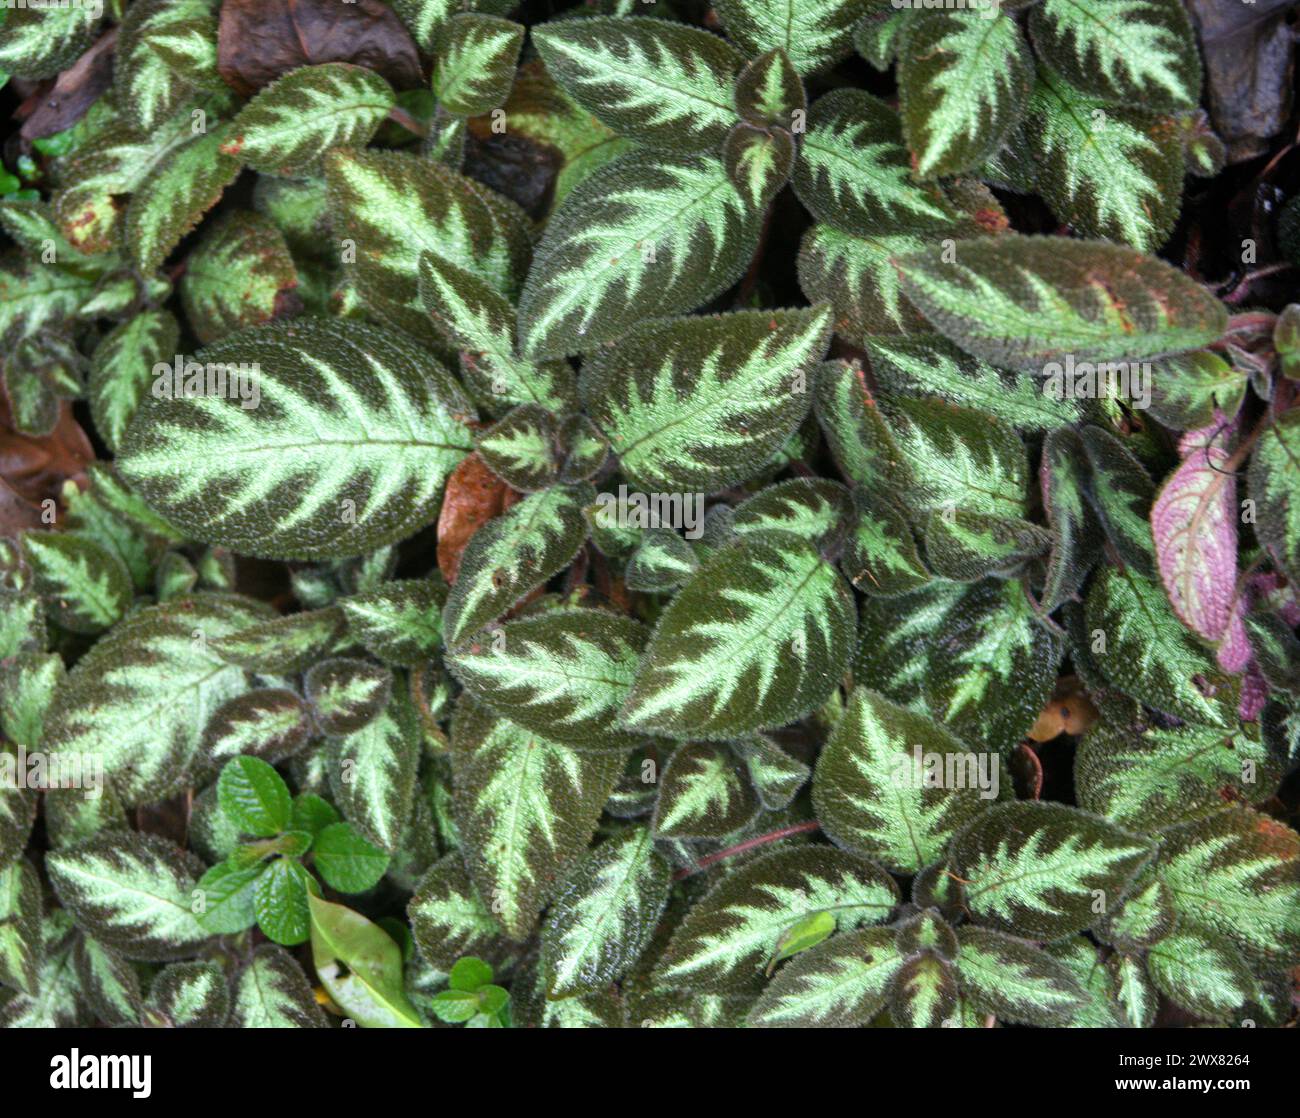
xmin=1221 ymin=262 xmax=1295 ymax=305
xmin=672 ymin=820 xmax=821 ymax=881
xmin=387 ymin=105 xmax=429 ymax=139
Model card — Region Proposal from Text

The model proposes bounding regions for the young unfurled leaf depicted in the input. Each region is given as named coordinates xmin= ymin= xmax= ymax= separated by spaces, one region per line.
xmin=119 ymin=318 xmax=475 ymax=561
xmin=308 ymin=894 xmax=424 ymax=1028
xmin=1022 ymin=67 xmax=1184 ymax=252
xmin=748 ymin=927 xmax=903 ymax=1028
xmin=955 ymin=926 xmax=1087 ymax=1026
xmin=814 ymin=688 xmax=996 ymax=874
xmin=447 ymin=608 xmax=648 ymax=752
xmin=340 ymin=577 xmax=447 ymax=666
xmin=897 ymin=8 xmax=1032 ymax=179
xmin=889 ymin=951 xmax=958 ymax=1028
xmin=540 ymin=826 xmax=671 ymax=998
xmin=89 ymin=310 xmax=181 ymax=453
xmin=582 ymin=306 xmax=831 ymax=494
xmin=654 ymin=847 xmax=898 ymax=991
xmin=1248 ymin=412 xmax=1300 ymax=587
xmin=408 ymin=854 xmax=506 ymax=971
xmin=46 ymin=833 xmax=210 ymax=962
xmin=622 ymin=533 xmax=856 ymax=740
xmin=714 ymin=0 xmax=859 ymax=76
xmin=328 ymin=692 xmax=421 ymax=853
xmin=451 ymin=700 xmax=623 ymax=939
xmin=20 ymin=530 xmax=131 ymax=635
xmin=418 ymin=252 xmax=578 ymax=417
xmin=950 ymin=802 xmax=1153 ymax=941
xmin=42 ymin=595 xmax=268 ymax=805
xmin=734 ymin=48 xmax=805 ymax=131
xmin=254 ymin=856 xmax=318 ymax=946
xmin=653 ymin=743 xmax=759 ymax=840
xmin=1028 ymin=0 xmax=1201 ymax=110
xmin=896 ymin=235 xmax=1228 ymax=372
xmin=325 ymin=147 xmax=531 ymax=343
xmin=230 ymin=944 xmax=328 ymax=1028
xmin=517 ymin=150 xmax=762 ymax=360
xmin=723 ymin=125 xmax=795 ymax=211
xmin=475 ymin=405 xmax=559 ymax=492
xmin=793 ymin=90 xmax=960 ymax=237
xmin=218 ymin=756 xmax=293 ymax=838
xmin=226 ymin=63 xmax=396 ymax=176
xmin=442 ymin=484 xmax=592 ymax=647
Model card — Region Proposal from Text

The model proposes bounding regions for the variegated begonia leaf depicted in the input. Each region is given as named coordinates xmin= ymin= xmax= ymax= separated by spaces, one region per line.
xmin=540 ymin=826 xmax=672 ymax=997
xmin=653 ymin=847 xmax=898 ymax=992
xmin=475 ymin=404 xmax=559 ymax=492
xmin=0 ymin=650 xmax=63 ymax=751
xmin=42 ymin=594 xmax=268 ymax=805
xmin=812 ymin=359 xmax=910 ymax=492
xmin=1148 ymin=350 xmax=1247 ymax=431
xmin=0 ymin=858 xmax=41 ymax=996
xmin=20 ymin=530 xmax=132 ymax=635
xmin=582 ymin=306 xmax=831 ymax=494
xmin=747 ymin=927 xmax=903 ymax=1028
xmin=793 ymin=90 xmax=960 ymax=237
xmin=325 ymin=147 xmax=532 ymax=343
xmin=447 ymin=608 xmax=648 ymax=752
xmin=533 ymin=16 xmax=743 ymax=152
xmin=951 ymin=802 xmax=1154 ymax=941
xmin=201 ymin=689 xmax=312 ymax=766
xmin=119 ymin=318 xmax=476 ymax=561
xmin=723 ymin=125 xmax=795 ymax=212
xmin=0 ymin=2 xmax=101 ymax=79
xmin=450 ymin=699 xmax=623 ymax=940
xmin=226 ymin=63 xmax=396 ymax=177
xmin=1155 ymin=806 xmax=1300 ymax=968
xmin=1040 ymin=428 xmax=1102 ymax=612
xmin=714 ymin=0 xmax=859 ymax=76
xmin=0 ymin=912 xmax=87 ymax=1028
xmin=840 ymin=488 xmax=930 ymax=597
xmin=46 ymin=833 xmax=210 ymax=962
xmin=1028 ymin=0 xmax=1202 ymax=111
xmin=896 ymin=235 xmax=1228 ymax=372
xmin=73 ymin=934 xmax=144 ymax=1027
xmin=305 ymin=658 xmax=392 ymax=738
xmin=1248 ymin=411 xmax=1300 ymax=587
xmin=89 ymin=309 xmax=181 ymax=453
xmin=622 ymin=532 xmax=856 ymax=740
xmin=814 ymin=688 xmax=996 ymax=874
xmin=732 ymin=736 xmax=810 ymax=811
xmin=733 ymin=48 xmax=805 ymax=131
xmin=115 ymin=0 xmax=210 ymax=133
xmin=924 ymin=508 xmax=1053 ymax=583
xmin=210 ymin=606 xmax=347 ymax=674
xmin=1020 ymin=66 xmax=1184 ymax=252
xmin=340 ymin=577 xmax=447 ymax=666
xmin=516 ymin=150 xmax=762 ymax=360
xmin=442 ymin=484 xmax=593 ymax=647
xmin=1085 ymin=564 xmax=1235 ymax=728
xmin=327 ymin=691 xmax=422 ymax=854
xmin=889 ymin=951 xmax=958 ymax=1029
xmin=625 ymin=528 xmax=699 ymax=593
xmin=1076 ymin=706 xmax=1282 ymax=834
xmin=1146 ymin=930 xmax=1254 ymax=1022
xmin=433 ymin=14 xmax=524 ymax=117
xmin=179 ymin=212 xmax=300 ymax=345
xmin=854 ymin=580 xmax=968 ymax=709
xmin=652 ymin=743 xmax=760 ymax=840
xmin=143 ymin=960 xmax=230 ymax=1028
xmin=897 ymin=7 xmax=1033 ymax=180
xmin=797 ymin=224 xmax=931 ymax=343
xmin=955 ymin=926 xmax=1087 ymax=1027
xmin=1078 ymin=425 xmax=1157 ymax=575
xmin=865 ymin=333 xmax=1083 ymax=432
xmin=408 ymin=854 xmax=506 ymax=971
xmin=732 ymin=478 xmax=852 ymax=550
xmin=418 ymin=252 xmax=578 ymax=418
xmin=229 ymin=944 xmax=328 ymax=1028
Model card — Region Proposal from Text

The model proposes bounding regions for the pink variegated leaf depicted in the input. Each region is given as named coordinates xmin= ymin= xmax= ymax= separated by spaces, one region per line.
xmin=1151 ymin=423 xmax=1238 ymax=645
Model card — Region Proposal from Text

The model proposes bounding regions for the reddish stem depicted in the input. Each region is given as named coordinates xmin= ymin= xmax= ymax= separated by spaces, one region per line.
xmin=1221 ymin=262 xmax=1295 ymax=305
xmin=673 ymin=820 xmax=821 ymax=881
